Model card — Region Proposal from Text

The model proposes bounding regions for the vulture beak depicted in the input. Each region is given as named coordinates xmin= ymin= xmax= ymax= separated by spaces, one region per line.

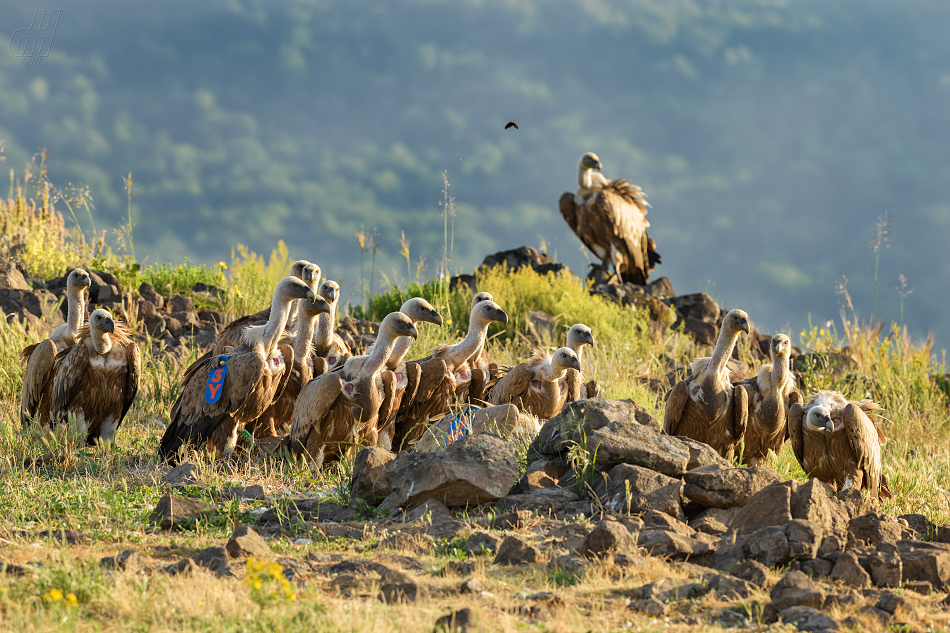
xmin=820 ymin=414 xmax=834 ymax=432
xmin=312 ymin=297 xmax=331 ymax=314
xmin=103 ymin=318 xmax=116 ymax=333
xmin=586 ymin=332 xmax=596 ymax=347
xmin=594 ymin=160 xmax=603 ymax=170
xmin=305 ymin=289 xmax=316 ymax=302
xmin=495 ymin=308 xmax=509 ymax=325
xmin=80 ymin=274 xmax=91 ymax=287
xmin=738 ymin=318 xmax=750 ymax=334
xmin=429 ymin=310 xmax=444 ymax=327
xmin=404 ymin=322 xmax=419 ymax=339
xmin=570 ymin=356 xmax=581 ymax=371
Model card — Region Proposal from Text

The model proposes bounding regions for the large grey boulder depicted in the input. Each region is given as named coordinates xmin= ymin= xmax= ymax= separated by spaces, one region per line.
xmin=602 ymin=463 xmax=684 ymax=520
xmin=529 ymin=398 xmax=661 ymax=460
xmin=349 ymin=446 xmax=395 ymax=507
xmin=684 ymin=464 xmax=782 ymax=508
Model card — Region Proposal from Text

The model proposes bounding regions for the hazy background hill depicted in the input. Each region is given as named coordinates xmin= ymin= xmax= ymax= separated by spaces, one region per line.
xmin=2 ymin=0 xmax=949 ymax=345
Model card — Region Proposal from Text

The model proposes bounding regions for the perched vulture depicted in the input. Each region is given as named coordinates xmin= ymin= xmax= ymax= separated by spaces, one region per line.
xmin=563 ymin=323 xmax=601 ymax=402
xmin=159 ymin=277 xmax=316 ymax=460
xmin=244 ymin=295 xmax=331 ymax=440
xmin=559 ymin=152 xmax=660 ymax=285
xmin=285 ymin=312 xmax=418 ymax=470
xmin=20 ymin=268 xmax=92 ymax=426
xmin=45 ymin=309 xmax=141 ymax=444
xmin=391 ymin=300 xmax=508 ymax=451
xmin=734 ymin=334 xmax=800 ymax=466
xmin=663 ymin=309 xmax=750 ymax=460
xmin=353 ymin=298 xmax=443 ymax=449
xmin=788 ymin=391 xmax=890 ymax=499
xmin=489 ymin=347 xmax=580 ymax=419
xmin=211 ymin=260 xmax=319 ymax=355
xmin=311 ymin=280 xmax=351 ymax=373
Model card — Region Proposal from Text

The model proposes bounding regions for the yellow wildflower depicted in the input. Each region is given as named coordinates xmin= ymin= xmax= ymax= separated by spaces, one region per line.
xmin=66 ymin=593 xmax=77 ymax=606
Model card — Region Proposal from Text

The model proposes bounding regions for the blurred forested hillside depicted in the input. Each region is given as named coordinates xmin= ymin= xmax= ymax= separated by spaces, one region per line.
xmin=1 ymin=0 xmax=949 ymax=344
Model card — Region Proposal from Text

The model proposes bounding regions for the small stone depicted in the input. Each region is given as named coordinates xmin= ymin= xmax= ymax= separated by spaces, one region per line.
xmin=493 ymin=536 xmax=539 ymax=566
xmin=778 ymin=606 xmax=840 ymax=632
xmin=800 ymin=558 xmax=833 ymax=578
xmin=875 ymin=591 xmax=913 ymax=619
xmin=582 ymin=520 xmax=633 ymax=559
xmin=830 ymin=551 xmax=871 ymax=588
xmin=491 ymin=509 xmax=533 ymax=530
xmin=629 ymin=599 xmax=667 ymax=616
xmin=226 ymin=525 xmax=270 ymax=559
xmin=868 ymin=542 xmax=902 ymax=588
xmin=377 ymin=532 xmax=435 ymax=554
xmin=380 ymin=581 xmax=427 ymax=604
xmin=434 ymin=608 xmax=474 ymax=633
xmin=148 ymin=495 xmax=218 ymax=530
xmin=192 ymin=546 xmax=235 ymax=577
xmin=731 ymin=559 xmax=770 ymax=588
xmin=463 ymin=532 xmax=500 ymax=556
xmin=100 ymin=550 xmax=149 ymax=573
xmin=458 ymin=578 xmax=485 ymax=594
xmin=769 ymin=570 xmax=825 ymax=612
xmin=706 ymin=573 xmax=756 ymax=600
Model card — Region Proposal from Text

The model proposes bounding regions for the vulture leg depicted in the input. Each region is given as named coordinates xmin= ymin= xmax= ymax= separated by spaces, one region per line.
xmin=662 ymin=380 xmax=690 ymax=437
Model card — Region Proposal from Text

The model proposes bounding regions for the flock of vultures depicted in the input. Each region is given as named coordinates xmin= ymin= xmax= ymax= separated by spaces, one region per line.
xmin=16 ymin=153 xmax=889 ymax=499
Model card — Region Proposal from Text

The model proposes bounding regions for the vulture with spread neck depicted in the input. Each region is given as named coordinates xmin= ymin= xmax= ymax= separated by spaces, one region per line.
xmin=489 ymin=347 xmax=580 ymax=419
xmin=244 ymin=295 xmax=331 ymax=439
xmin=20 ymin=268 xmax=92 ymax=426
xmin=311 ymin=280 xmax=351 ymax=374
xmin=45 ymin=308 xmax=140 ymax=444
xmin=563 ymin=323 xmax=600 ymax=402
xmin=663 ymin=309 xmax=750 ymax=459
xmin=559 ymin=152 xmax=660 ymax=285
xmin=285 ymin=312 xmax=417 ymax=470
xmin=210 ymin=260 xmax=319 ymax=355
xmin=159 ymin=277 xmax=315 ymax=461
xmin=391 ymin=299 xmax=508 ymax=451
xmin=734 ymin=334 xmax=800 ymax=465
xmin=788 ymin=391 xmax=890 ymax=499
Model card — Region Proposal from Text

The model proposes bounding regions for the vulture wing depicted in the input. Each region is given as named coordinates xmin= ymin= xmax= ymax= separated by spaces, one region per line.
xmin=212 ymin=309 xmax=269 ymax=356
xmin=564 ymin=368 xmax=584 ymax=403
xmin=662 ymin=380 xmax=690 ymax=437
xmin=731 ymin=383 xmax=750 ymax=448
xmin=21 ymin=339 xmax=57 ymax=426
xmin=289 ymin=371 xmax=344 ymax=446
xmin=121 ymin=342 xmax=141 ymax=422
xmin=50 ymin=343 xmax=91 ymax=424
xmin=842 ymin=402 xmax=885 ymax=498
xmin=488 ymin=362 xmax=533 ymax=407
xmin=559 ymin=192 xmax=580 ymax=241
xmin=592 ymin=183 xmax=652 ymax=285
xmin=787 ymin=401 xmax=805 ymax=466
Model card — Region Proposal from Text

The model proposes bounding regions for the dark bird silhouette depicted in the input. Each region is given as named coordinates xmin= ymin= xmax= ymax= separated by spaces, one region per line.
xmin=505 ymin=121 xmax=518 ymax=130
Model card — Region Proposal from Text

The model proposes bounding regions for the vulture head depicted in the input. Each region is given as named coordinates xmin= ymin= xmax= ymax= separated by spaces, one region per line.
xmin=805 ymin=403 xmax=835 ymax=433
xmin=67 ymin=268 xmax=92 ymax=294
xmin=291 ymin=260 xmax=321 ymax=289
xmin=380 ymin=312 xmax=419 ymax=341
xmin=90 ymin=308 xmax=116 ymax=334
xmin=551 ymin=347 xmax=581 ymax=373
xmin=471 ymin=291 xmax=494 ymax=308
xmin=771 ymin=334 xmax=791 ymax=359
xmin=276 ymin=276 xmax=317 ymax=303
xmin=472 ymin=300 xmax=509 ymax=326
xmin=319 ymin=280 xmax=341 ymax=307
xmin=722 ymin=309 xmax=751 ymax=335
xmin=400 ymin=297 xmax=443 ymax=327
xmin=567 ymin=323 xmax=596 ymax=350
xmin=580 ymin=152 xmax=603 ymax=171
xmin=299 ymin=296 xmax=332 ymax=319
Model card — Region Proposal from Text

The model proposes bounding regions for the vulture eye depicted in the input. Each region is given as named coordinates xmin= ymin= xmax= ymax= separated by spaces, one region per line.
xmin=505 ymin=121 xmax=518 ymax=130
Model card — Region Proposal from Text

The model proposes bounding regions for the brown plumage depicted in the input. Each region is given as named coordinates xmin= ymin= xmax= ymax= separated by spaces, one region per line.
xmin=788 ymin=391 xmax=890 ymax=499
xmin=391 ymin=299 xmax=508 ymax=451
xmin=505 ymin=121 xmax=518 ymax=130
xmin=663 ymin=309 xmax=751 ymax=460
xmin=490 ymin=347 xmax=579 ymax=419
xmin=311 ymin=280 xmax=351 ymax=372
xmin=20 ymin=269 xmax=92 ymax=426
xmin=160 ymin=277 xmax=316 ymax=461
xmin=559 ymin=152 xmax=660 ymax=285
xmin=285 ymin=312 xmax=418 ymax=470
xmin=244 ymin=296 xmax=331 ymax=439
xmin=562 ymin=323 xmax=600 ymax=403
xmin=734 ymin=334 xmax=800 ymax=466
xmin=210 ymin=260 xmax=319 ymax=356
xmin=42 ymin=309 xmax=140 ymax=445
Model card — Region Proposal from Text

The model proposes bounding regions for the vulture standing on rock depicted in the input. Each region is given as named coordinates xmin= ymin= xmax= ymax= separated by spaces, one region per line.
xmin=788 ymin=391 xmax=890 ymax=499
xmin=391 ymin=299 xmax=509 ymax=451
xmin=285 ymin=312 xmax=418 ymax=470
xmin=734 ymin=334 xmax=800 ymax=466
xmin=489 ymin=347 xmax=580 ymax=419
xmin=663 ymin=309 xmax=750 ymax=460
xmin=211 ymin=260 xmax=320 ymax=355
xmin=311 ymin=280 xmax=350 ymax=373
xmin=159 ymin=277 xmax=316 ymax=461
xmin=244 ymin=295 xmax=331 ymax=440
xmin=563 ymin=323 xmax=601 ymax=402
xmin=20 ymin=268 xmax=92 ymax=426
xmin=46 ymin=309 xmax=141 ymax=444
xmin=559 ymin=152 xmax=660 ymax=285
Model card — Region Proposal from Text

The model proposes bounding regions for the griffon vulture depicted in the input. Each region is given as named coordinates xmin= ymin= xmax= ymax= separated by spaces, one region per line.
xmin=559 ymin=152 xmax=660 ymax=285
xmin=244 ymin=295 xmax=331 ymax=440
xmin=734 ymin=334 xmax=800 ymax=466
xmin=210 ymin=260 xmax=320 ymax=355
xmin=20 ymin=268 xmax=92 ymax=426
xmin=788 ymin=391 xmax=890 ymax=499
xmin=285 ymin=312 xmax=418 ymax=470
xmin=311 ymin=280 xmax=351 ymax=373
xmin=45 ymin=309 xmax=141 ymax=445
xmin=391 ymin=300 xmax=508 ymax=451
xmin=159 ymin=277 xmax=316 ymax=460
xmin=563 ymin=323 xmax=601 ymax=402
xmin=663 ymin=309 xmax=750 ymax=459
xmin=489 ymin=347 xmax=580 ymax=419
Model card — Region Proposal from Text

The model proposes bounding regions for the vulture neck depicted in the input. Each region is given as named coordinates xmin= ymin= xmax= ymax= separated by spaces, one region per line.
xmin=707 ymin=327 xmax=740 ymax=381
xmin=314 ymin=305 xmax=336 ymax=352
xmin=261 ymin=288 xmax=293 ymax=356
xmin=65 ymin=286 xmax=87 ymax=339
xmin=90 ymin=328 xmax=113 ymax=356
xmin=567 ymin=337 xmax=585 ymax=364
xmin=541 ymin=360 xmax=570 ymax=383
xmin=358 ymin=325 xmax=397 ymax=379
xmin=446 ymin=312 xmax=490 ymax=369
xmin=386 ymin=335 xmax=414 ymax=370
xmin=293 ymin=310 xmax=319 ymax=363
xmin=770 ymin=354 xmax=790 ymax=394
xmin=577 ymin=165 xmax=594 ymax=192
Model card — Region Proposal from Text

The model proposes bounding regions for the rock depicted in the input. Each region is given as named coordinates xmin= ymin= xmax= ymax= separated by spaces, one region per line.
xmin=677 ymin=317 xmax=717 ymax=345
xmin=493 ymin=536 xmax=539 ymax=566
xmin=379 ymin=581 xmax=428 ymax=604
xmin=406 ymin=498 xmax=452 ymax=522
xmin=167 ymin=295 xmax=194 ymax=313
xmin=706 ymin=541 xmax=746 ymax=573
xmin=769 ymin=570 xmax=825 ymax=612
xmin=480 ymin=246 xmax=551 ymax=273
xmin=677 ymin=437 xmax=734 ymax=471
xmin=143 ymin=313 xmax=166 ymax=337
xmin=415 ymin=404 xmax=533 ymax=452
xmin=830 ymin=551 xmax=871 ymax=588
xmin=529 ymin=398 xmax=662 ymax=460
xmin=491 ymin=509 xmax=533 ymax=530
xmin=745 ymin=526 xmax=791 ymax=567
xmin=349 ymin=446 xmax=395 ymax=507
xmin=464 ymin=532 xmax=500 ymax=556
xmin=259 ymin=498 xmax=354 ymax=526
xmin=492 ymin=488 xmax=576 ymax=515
xmin=378 ymin=533 xmax=435 ymax=555
xmin=778 ymin=606 xmax=840 ymax=632
xmin=833 ymin=488 xmax=873 ymax=519
xmin=897 ymin=540 xmax=950 ymax=590
xmin=221 ymin=484 xmax=266 ymax=501
xmin=161 ymin=463 xmax=200 ymax=486
xmin=458 ymin=578 xmax=485 ymax=594
xmin=582 ymin=520 xmax=634 ymax=559
xmin=690 ymin=507 xmax=739 ymax=535
xmin=138 ymin=282 xmax=164 ymax=310
xmin=632 ymin=577 xmax=706 ymax=603
xmin=791 ymin=478 xmax=849 ymax=536
xmin=515 ymin=459 xmax=565 ymax=491
xmin=148 ymin=495 xmax=218 ymax=530
xmin=728 ymin=482 xmax=793 ymax=535
xmin=800 ymin=558 xmax=833 ymax=578
xmin=667 ymin=293 xmax=720 ymax=324
xmin=197 ymin=308 xmax=225 ymax=324
xmin=786 ymin=519 xmax=822 ymax=561
xmin=434 ymin=608 xmax=474 ymax=633
xmin=34 ymin=529 xmax=85 ymax=545
xmin=684 ymin=464 xmax=782 ymax=509
xmin=848 ymin=513 xmax=914 ymax=546
xmin=706 ymin=573 xmax=756 ymax=600
xmin=642 ymin=510 xmax=692 ymax=535
xmin=629 ymin=598 xmax=668 ymax=616
xmin=95 ymin=283 xmax=122 ymax=304
xmin=0 ymin=288 xmax=57 ymax=329
xmin=226 ymin=525 xmax=270 ymax=559
xmin=192 ymin=546 xmax=235 ymax=577
xmin=587 ymin=420 xmax=692 ymax=477
xmin=380 ymin=434 xmax=519 ymax=510
xmin=0 ymin=258 xmax=31 ymax=290
xmin=875 ymin=590 xmax=914 ymax=619
xmin=731 ymin=560 xmax=770 ymax=588
xmin=900 ymin=513 xmax=937 ymax=541
xmin=868 ymin=542 xmax=902 ymax=588
xmin=644 ymin=277 xmax=674 ymax=301
xmin=165 ymin=558 xmax=199 ymax=576
xmin=602 ymin=463 xmax=684 ymax=520
xmin=637 ymin=530 xmax=709 ymax=559
xmin=100 ymin=550 xmax=149 ymax=573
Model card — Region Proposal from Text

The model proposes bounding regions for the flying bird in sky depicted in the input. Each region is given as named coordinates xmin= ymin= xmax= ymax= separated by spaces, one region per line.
xmin=505 ymin=121 xmax=518 ymax=130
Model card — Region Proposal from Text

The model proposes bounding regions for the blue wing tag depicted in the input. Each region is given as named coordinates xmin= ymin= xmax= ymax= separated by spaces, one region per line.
xmin=445 ymin=406 xmax=478 ymax=445
xmin=204 ymin=356 xmax=228 ymax=404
